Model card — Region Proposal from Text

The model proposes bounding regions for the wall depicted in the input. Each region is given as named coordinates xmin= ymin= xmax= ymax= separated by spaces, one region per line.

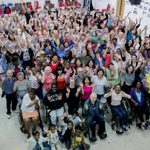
xmin=123 ymin=0 xmax=150 ymax=35
xmin=0 ymin=0 xmax=45 ymax=9
xmin=1 ymin=0 xmax=117 ymax=12
xmin=92 ymin=0 xmax=117 ymax=12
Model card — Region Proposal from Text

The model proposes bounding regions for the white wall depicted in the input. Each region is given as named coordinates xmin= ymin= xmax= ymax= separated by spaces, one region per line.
xmin=124 ymin=0 xmax=150 ymax=35
xmin=92 ymin=0 xmax=117 ymax=12
xmin=0 ymin=0 xmax=46 ymax=9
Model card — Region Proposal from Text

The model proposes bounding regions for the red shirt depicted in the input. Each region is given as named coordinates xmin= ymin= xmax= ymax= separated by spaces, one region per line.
xmin=50 ymin=61 xmax=60 ymax=73
xmin=56 ymin=77 xmax=66 ymax=90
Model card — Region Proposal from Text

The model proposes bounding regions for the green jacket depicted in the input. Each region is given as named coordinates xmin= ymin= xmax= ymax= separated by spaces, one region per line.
xmin=83 ymin=99 xmax=104 ymax=125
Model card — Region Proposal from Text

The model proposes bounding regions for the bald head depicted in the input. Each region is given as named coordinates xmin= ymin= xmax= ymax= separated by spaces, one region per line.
xmin=7 ymin=69 xmax=13 ymax=79
xmin=90 ymin=92 xmax=97 ymax=103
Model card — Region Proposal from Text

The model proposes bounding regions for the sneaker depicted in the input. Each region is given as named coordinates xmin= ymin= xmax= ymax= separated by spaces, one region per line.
xmin=13 ymin=110 xmax=19 ymax=113
xmin=1 ymin=92 xmax=5 ymax=98
xmin=99 ymin=133 xmax=107 ymax=139
xmin=116 ymin=128 xmax=123 ymax=134
xmin=123 ymin=125 xmax=129 ymax=131
xmin=7 ymin=114 xmax=11 ymax=119
xmin=141 ymin=122 xmax=146 ymax=130
xmin=89 ymin=137 xmax=97 ymax=142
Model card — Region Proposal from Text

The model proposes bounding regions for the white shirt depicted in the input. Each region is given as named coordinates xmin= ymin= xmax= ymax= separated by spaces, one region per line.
xmin=29 ymin=75 xmax=39 ymax=89
xmin=27 ymin=136 xmax=45 ymax=150
xmin=91 ymin=75 xmax=107 ymax=95
xmin=111 ymin=91 xmax=131 ymax=106
xmin=48 ymin=130 xmax=60 ymax=144
xmin=21 ymin=93 xmax=40 ymax=112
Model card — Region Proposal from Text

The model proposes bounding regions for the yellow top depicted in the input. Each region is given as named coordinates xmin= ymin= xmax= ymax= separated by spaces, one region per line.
xmin=146 ymin=74 xmax=150 ymax=93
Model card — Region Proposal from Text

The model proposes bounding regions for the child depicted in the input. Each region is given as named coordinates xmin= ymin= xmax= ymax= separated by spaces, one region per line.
xmin=60 ymin=121 xmax=74 ymax=150
xmin=27 ymin=130 xmax=50 ymax=150
xmin=47 ymin=125 xmax=62 ymax=150
xmin=72 ymin=125 xmax=90 ymax=150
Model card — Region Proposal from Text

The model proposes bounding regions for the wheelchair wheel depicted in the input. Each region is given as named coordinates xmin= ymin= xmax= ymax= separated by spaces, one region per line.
xmin=103 ymin=103 xmax=112 ymax=123
xmin=122 ymin=99 xmax=133 ymax=126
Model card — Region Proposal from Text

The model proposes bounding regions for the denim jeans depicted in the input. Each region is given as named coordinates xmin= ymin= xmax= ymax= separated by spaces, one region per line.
xmin=64 ymin=139 xmax=72 ymax=149
xmin=49 ymin=107 xmax=64 ymax=125
xmin=43 ymin=142 xmax=51 ymax=150
xmin=112 ymin=105 xmax=127 ymax=128
xmin=60 ymin=136 xmax=72 ymax=150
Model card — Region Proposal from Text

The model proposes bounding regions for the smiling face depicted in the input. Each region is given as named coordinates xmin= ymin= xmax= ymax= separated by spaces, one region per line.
xmin=7 ymin=70 xmax=13 ymax=79
xmin=98 ymin=70 xmax=104 ymax=78
xmin=127 ymin=66 xmax=133 ymax=74
xmin=52 ymin=55 xmax=58 ymax=63
xmin=70 ymin=78 xmax=75 ymax=86
xmin=114 ymin=85 xmax=121 ymax=94
xmin=90 ymin=93 xmax=97 ymax=104
xmin=17 ymin=74 xmax=24 ymax=81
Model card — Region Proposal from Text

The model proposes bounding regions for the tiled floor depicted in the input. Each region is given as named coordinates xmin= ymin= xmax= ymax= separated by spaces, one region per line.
xmin=0 ymin=91 xmax=150 ymax=150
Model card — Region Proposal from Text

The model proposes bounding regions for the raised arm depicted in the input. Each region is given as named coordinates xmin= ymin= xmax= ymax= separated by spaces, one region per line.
xmin=122 ymin=11 xmax=131 ymax=22
xmin=64 ymin=41 xmax=74 ymax=52
xmin=50 ymin=40 xmax=60 ymax=53
xmin=104 ymin=91 xmax=113 ymax=98
xmin=121 ymin=91 xmax=131 ymax=99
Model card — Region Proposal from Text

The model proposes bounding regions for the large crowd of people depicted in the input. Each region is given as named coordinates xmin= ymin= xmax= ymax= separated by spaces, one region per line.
xmin=0 ymin=1 xmax=150 ymax=150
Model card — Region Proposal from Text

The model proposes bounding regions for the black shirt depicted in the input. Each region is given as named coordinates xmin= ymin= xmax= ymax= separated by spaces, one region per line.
xmin=44 ymin=89 xmax=65 ymax=110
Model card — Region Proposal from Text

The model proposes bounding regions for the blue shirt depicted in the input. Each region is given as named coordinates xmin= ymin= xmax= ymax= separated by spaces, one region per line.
xmin=3 ymin=77 xmax=17 ymax=94
xmin=50 ymin=40 xmax=74 ymax=58
xmin=135 ymin=91 xmax=141 ymax=103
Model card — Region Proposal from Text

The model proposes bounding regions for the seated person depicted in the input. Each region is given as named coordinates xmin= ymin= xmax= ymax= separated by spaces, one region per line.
xmin=27 ymin=130 xmax=50 ymax=150
xmin=43 ymin=82 xmax=66 ymax=127
xmin=72 ymin=125 xmax=90 ymax=150
xmin=21 ymin=89 xmax=40 ymax=138
xmin=104 ymin=84 xmax=133 ymax=134
xmin=130 ymin=81 xmax=150 ymax=129
xmin=83 ymin=92 xmax=107 ymax=142
xmin=46 ymin=125 xmax=62 ymax=150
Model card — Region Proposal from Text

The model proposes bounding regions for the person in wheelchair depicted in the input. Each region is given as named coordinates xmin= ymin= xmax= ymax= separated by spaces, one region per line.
xmin=83 ymin=92 xmax=107 ymax=142
xmin=21 ymin=89 xmax=40 ymax=138
xmin=43 ymin=82 xmax=66 ymax=128
xmin=104 ymin=84 xmax=134 ymax=134
xmin=130 ymin=81 xmax=150 ymax=129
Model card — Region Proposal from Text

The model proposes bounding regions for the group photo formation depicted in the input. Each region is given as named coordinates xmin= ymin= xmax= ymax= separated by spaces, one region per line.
xmin=0 ymin=0 xmax=150 ymax=150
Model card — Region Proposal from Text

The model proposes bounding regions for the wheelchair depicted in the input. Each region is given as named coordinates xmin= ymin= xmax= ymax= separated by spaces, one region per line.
xmin=103 ymin=98 xmax=132 ymax=132
xmin=133 ymin=95 xmax=150 ymax=129
xmin=18 ymin=105 xmax=45 ymax=136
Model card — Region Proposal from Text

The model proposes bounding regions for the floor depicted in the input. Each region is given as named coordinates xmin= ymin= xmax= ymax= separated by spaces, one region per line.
xmin=0 ymin=91 xmax=150 ymax=150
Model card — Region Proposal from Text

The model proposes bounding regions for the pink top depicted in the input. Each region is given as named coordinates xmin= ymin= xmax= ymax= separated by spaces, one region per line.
xmin=82 ymin=85 xmax=93 ymax=100
xmin=43 ymin=73 xmax=53 ymax=90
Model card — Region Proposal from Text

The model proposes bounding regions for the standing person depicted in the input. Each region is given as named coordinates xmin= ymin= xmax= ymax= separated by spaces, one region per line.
xmin=80 ymin=76 xmax=93 ymax=106
xmin=122 ymin=65 xmax=135 ymax=94
xmin=66 ymin=78 xmax=80 ymax=114
xmin=91 ymin=69 xmax=108 ymax=99
xmin=75 ymin=67 xmax=85 ymax=87
xmin=50 ymin=54 xmax=62 ymax=74
xmin=13 ymin=72 xmax=30 ymax=106
xmin=55 ymin=66 xmax=67 ymax=99
xmin=2 ymin=69 xmax=17 ymax=119
xmin=41 ymin=66 xmax=55 ymax=97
